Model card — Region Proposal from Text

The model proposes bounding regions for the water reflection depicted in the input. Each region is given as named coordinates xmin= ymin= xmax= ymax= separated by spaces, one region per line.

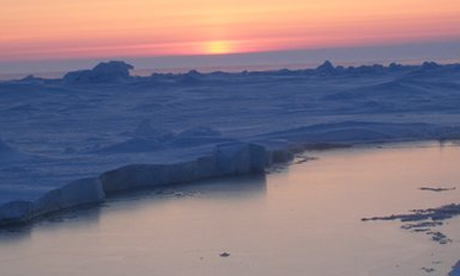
xmin=1 ymin=143 xmax=460 ymax=276
xmin=0 ymin=224 xmax=33 ymax=244
xmin=0 ymin=204 xmax=103 ymax=244
xmin=0 ymin=173 xmax=267 ymax=244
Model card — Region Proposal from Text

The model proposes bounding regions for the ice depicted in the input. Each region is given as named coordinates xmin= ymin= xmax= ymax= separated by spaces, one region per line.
xmin=0 ymin=136 xmax=16 ymax=156
xmin=63 ymin=61 xmax=134 ymax=83
xmin=93 ymin=138 xmax=163 ymax=154
xmin=0 ymin=178 xmax=105 ymax=226
xmin=257 ymin=121 xmax=458 ymax=144
xmin=133 ymin=119 xmax=173 ymax=140
xmin=0 ymin=136 xmax=29 ymax=162
xmin=100 ymin=142 xmax=269 ymax=195
xmin=35 ymin=178 xmax=105 ymax=215
xmin=177 ymin=126 xmax=221 ymax=138
xmin=214 ymin=142 xmax=267 ymax=175
xmin=179 ymin=70 xmax=203 ymax=84
xmin=0 ymin=141 xmax=274 ymax=223
xmin=315 ymin=60 xmax=336 ymax=75
xmin=421 ymin=61 xmax=440 ymax=71
xmin=100 ymin=158 xmax=215 ymax=194
xmin=450 ymin=261 xmax=460 ymax=276
xmin=362 ymin=203 xmax=460 ymax=244
xmin=2 ymin=60 xmax=460 ymax=225
xmin=0 ymin=201 xmax=35 ymax=225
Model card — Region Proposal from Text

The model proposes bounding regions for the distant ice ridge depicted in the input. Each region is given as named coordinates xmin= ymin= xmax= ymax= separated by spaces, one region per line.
xmin=63 ymin=61 xmax=134 ymax=83
xmin=0 ymin=142 xmax=291 ymax=226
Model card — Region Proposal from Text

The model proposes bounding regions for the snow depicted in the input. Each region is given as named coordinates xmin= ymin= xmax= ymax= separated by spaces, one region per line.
xmin=214 ymin=142 xmax=267 ymax=175
xmin=0 ymin=201 xmax=35 ymax=225
xmin=0 ymin=178 xmax=105 ymax=226
xmin=99 ymin=142 xmax=267 ymax=195
xmin=0 ymin=136 xmax=18 ymax=158
xmin=2 ymin=60 xmax=460 ymax=225
xmin=63 ymin=61 xmax=133 ymax=83
xmin=0 ymin=136 xmax=33 ymax=163
xmin=315 ymin=60 xmax=337 ymax=75
xmin=36 ymin=177 xmax=105 ymax=215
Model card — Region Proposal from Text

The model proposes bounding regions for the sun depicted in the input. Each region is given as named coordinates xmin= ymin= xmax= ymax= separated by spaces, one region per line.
xmin=204 ymin=40 xmax=232 ymax=55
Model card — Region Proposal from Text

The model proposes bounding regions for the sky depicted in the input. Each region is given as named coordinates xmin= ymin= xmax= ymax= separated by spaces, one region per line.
xmin=1 ymin=0 xmax=460 ymax=74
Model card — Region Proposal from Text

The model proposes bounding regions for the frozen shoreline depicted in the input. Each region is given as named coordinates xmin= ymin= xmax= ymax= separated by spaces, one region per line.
xmin=2 ymin=60 xmax=460 ymax=229
xmin=0 ymin=142 xmax=292 ymax=226
xmin=451 ymin=261 xmax=460 ymax=276
xmin=2 ymin=137 xmax=460 ymax=276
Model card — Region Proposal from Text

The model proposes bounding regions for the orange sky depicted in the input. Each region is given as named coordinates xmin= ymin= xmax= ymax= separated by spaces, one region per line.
xmin=1 ymin=0 xmax=460 ymax=62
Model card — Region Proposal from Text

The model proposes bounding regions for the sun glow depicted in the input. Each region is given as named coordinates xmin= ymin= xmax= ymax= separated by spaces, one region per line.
xmin=204 ymin=41 xmax=233 ymax=55
xmin=1 ymin=0 xmax=460 ymax=62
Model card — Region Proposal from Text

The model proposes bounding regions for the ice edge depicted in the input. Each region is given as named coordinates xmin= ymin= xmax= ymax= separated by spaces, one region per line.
xmin=0 ymin=142 xmax=292 ymax=227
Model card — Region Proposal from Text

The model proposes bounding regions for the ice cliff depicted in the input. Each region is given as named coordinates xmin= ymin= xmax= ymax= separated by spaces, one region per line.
xmin=0 ymin=142 xmax=290 ymax=226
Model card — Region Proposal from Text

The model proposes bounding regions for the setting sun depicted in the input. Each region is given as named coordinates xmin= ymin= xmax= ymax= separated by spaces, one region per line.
xmin=1 ymin=0 xmax=460 ymax=64
xmin=204 ymin=41 xmax=233 ymax=55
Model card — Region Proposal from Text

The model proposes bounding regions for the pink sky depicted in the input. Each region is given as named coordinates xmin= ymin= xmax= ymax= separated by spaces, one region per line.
xmin=1 ymin=0 xmax=460 ymax=63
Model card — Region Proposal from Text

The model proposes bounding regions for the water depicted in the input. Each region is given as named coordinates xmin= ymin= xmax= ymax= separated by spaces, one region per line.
xmin=1 ymin=142 xmax=460 ymax=276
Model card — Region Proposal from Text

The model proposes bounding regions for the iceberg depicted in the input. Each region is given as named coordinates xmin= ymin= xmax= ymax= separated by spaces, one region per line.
xmin=63 ymin=61 xmax=134 ymax=83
